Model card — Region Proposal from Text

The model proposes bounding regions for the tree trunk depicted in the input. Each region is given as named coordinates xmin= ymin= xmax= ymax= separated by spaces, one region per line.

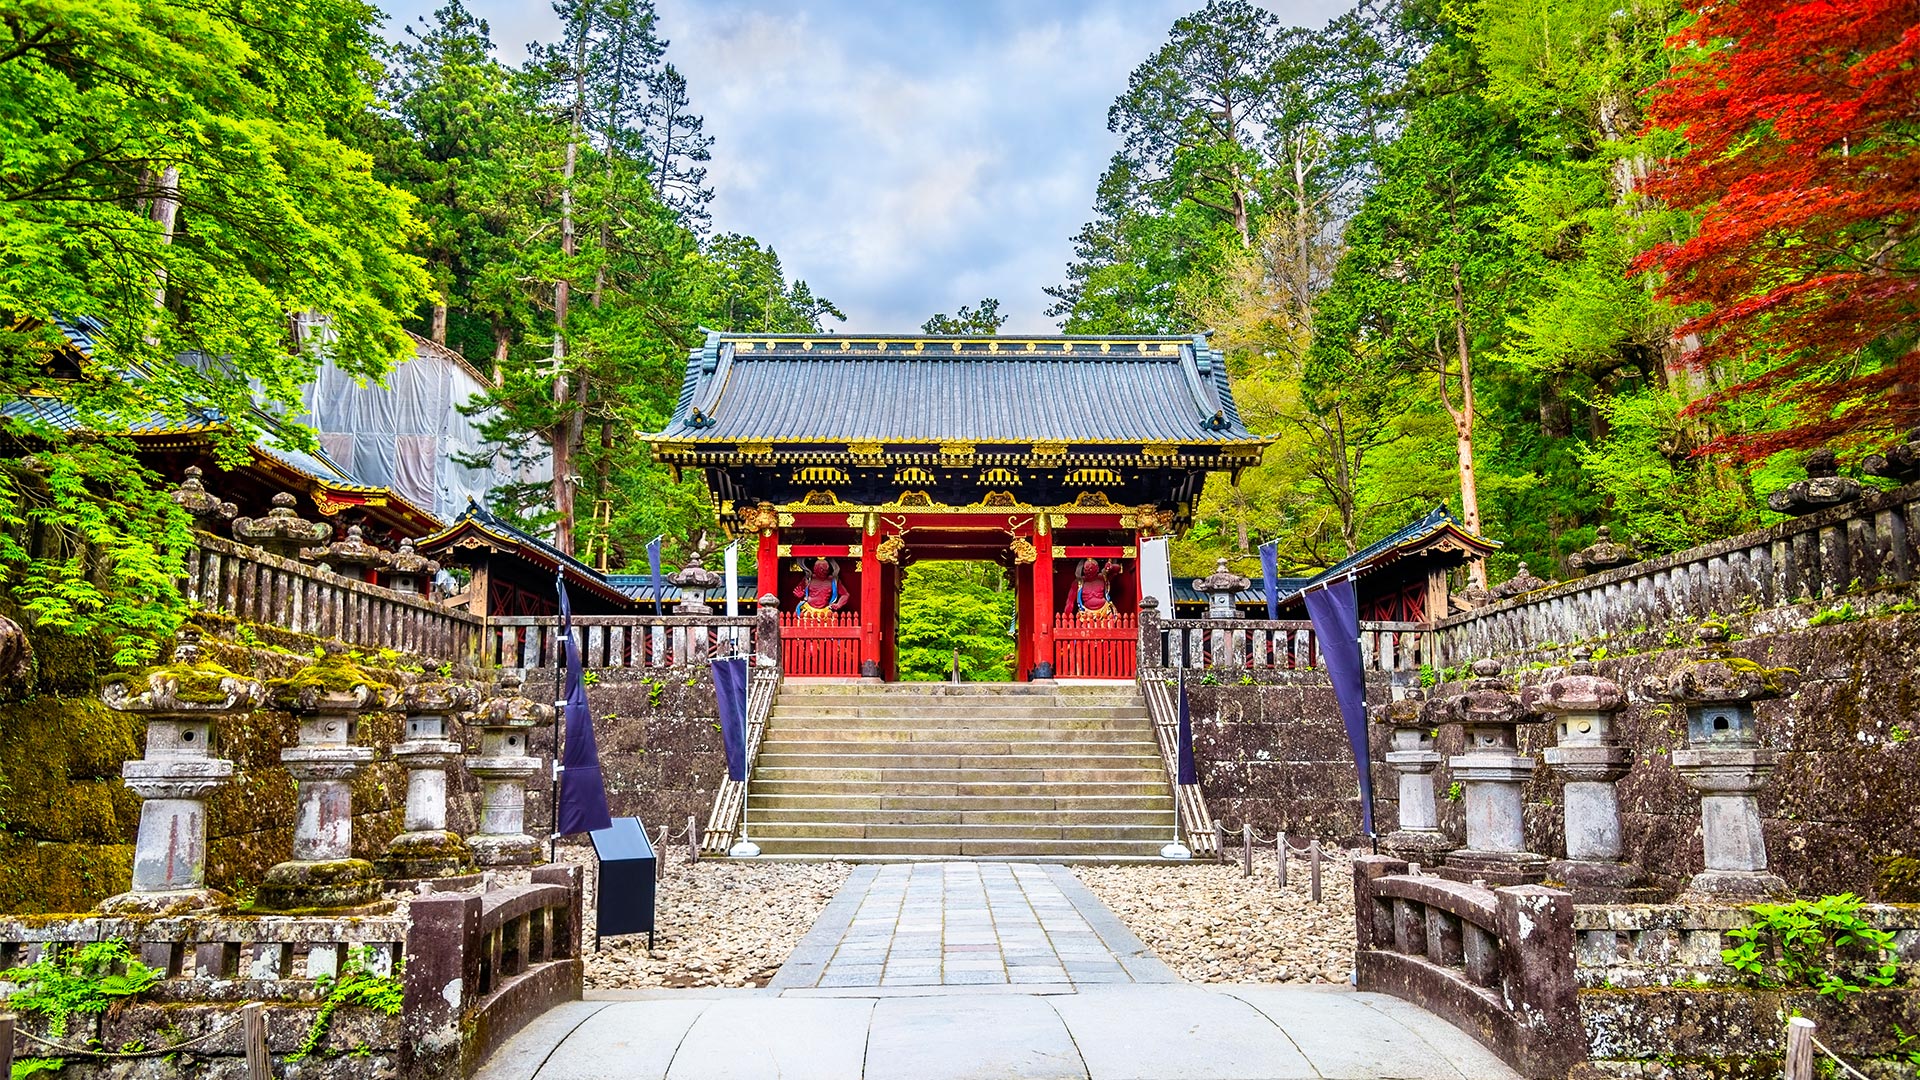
xmin=549 ymin=37 xmax=586 ymax=557
xmin=492 ymin=326 xmax=510 ymax=385
xmin=1445 ymin=263 xmax=1486 ymax=590
xmin=431 ymin=303 xmax=448 ymax=345
xmin=148 ymin=166 xmax=180 ymax=315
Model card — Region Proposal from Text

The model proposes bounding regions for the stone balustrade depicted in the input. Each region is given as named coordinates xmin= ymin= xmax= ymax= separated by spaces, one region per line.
xmin=1137 ymin=599 xmax=1430 ymax=674
xmin=186 ymin=532 xmax=482 ymax=661
xmin=1572 ymin=903 xmax=1920 ymax=990
xmin=1432 ymin=479 xmax=1920 ymax=664
xmin=485 ymin=613 xmax=766 ymax=671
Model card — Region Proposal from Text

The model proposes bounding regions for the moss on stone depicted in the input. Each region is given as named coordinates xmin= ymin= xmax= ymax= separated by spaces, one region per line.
xmin=1873 ymin=855 xmax=1920 ymax=902
xmin=271 ymin=653 xmax=392 ymax=698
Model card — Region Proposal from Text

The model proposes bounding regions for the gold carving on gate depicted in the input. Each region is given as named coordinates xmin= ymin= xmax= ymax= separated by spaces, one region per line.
xmin=311 ymin=491 xmax=353 ymax=517
xmin=1009 ymin=537 xmax=1037 ymax=565
xmin=939 ymin=441 xmax=976 ymax=458
xmin=848 ymin=441 xmax=884 ymax=457
xmin=794 ymin=466 xmax=849 ymax=484
xmin=738 ymin=442 xmax=774 ymax=456
xmin=1072 ymin=492 xmax=1114 ymax=508
xmin=1031 ymin=441 xmax=1068 ymax=456
xmin=1123 ymin=545 xmax=1137 ymax=558
xmin=978 ymin=491 xmax=1019 ymax=507
xmin=739 ymin=502 xmax=780 ymax=535
xmin=1141 ymin=444 xmax=1178 ymax=458
xmin=777 ymin=512 xmax=795 ymax=526
xmin=1131 ymin=506 xmax=1177 ymax=534
xmin=896 ymin=490 xmax=935 ymax=507
xmin=777 ymin=544 xmax=793 ymax=557
xmin=846 ymin=513 xmax=866 ymax=529
xmin=1066 ymin=467 xmax=1121 ymax=485
xmin=800 ymin=490 xmax=839 ymax=506
xmin=876 ymin=534 xmax=906 ymax=564
xmin=980 ymin=467 xmax=1020 ymax=485
xmin=895 ymin=466 xmax=936 ymax=485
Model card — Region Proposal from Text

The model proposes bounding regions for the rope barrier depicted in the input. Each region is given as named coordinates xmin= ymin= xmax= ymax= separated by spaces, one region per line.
xmin=14 ymin=1015 xmax=245 ymax=1058
xmin=1810 ymin=1036 xmax=1875 ymax=1080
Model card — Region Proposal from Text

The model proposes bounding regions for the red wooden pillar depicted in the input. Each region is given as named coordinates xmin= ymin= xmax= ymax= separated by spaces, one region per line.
xmin=1033 ymin=525 xmax=1055 ymax=677
xmin=756 ymin=531 xmax=780 ymax=610
xmin=1014 ymin=563 xmax=1034 ymax=680
xmin=860 ymin=527 xmax=881 ymax=677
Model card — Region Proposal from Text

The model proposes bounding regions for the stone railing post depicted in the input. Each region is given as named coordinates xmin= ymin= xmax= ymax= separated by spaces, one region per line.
xmin=401 ymin=890 xmax=481 ymax=1072
xmin=1492 ymin=883 xmax=1582 ymax=1078
xmin=259 ymin=651 xmax=381 ymax=910
xmin=1376 ymin=691 xmax=1450 ymax=863
xmin=466 ymin=672 xmax=553 ymax=866
xmin=755 ymin=594 xmax=781 ymax=669
xmin=231 ymin=491 xmax=331 ymax=560
xmin=1442 ymin=659 xmax=1548 ymax=885
xmin=1136 ymin=595 xmax=1162 ymax=673
xmin=376 ymin=679 xmax=480 ymax=883
xmin=1527 ymin=648 xmax=1645 ymax=900
xmin=99 ymin=629 xmax=263 ymax=914
xmin=1654 ymin=654 xmax=1790 ymax=899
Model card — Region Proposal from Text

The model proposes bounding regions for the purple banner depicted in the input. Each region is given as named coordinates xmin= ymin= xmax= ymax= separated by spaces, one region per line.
xmin=1176 ymin=669 xmax=1197 ymax=786
xmin=714 ymin=655 xmax=750 ymax=783
xmin=1303 ymin=578 xmax=1376 ymax=836
xmin=1259 ymin=541 xmax=1280 ymax=621
xmin=555 ymin=576 xmax=612 ymax=836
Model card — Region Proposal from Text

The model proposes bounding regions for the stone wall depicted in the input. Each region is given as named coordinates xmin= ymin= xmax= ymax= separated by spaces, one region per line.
xmin=517 ymin=665 xmax=726 ymax=847
xmin=1178 ymin=603 xmax=1920 ymax=902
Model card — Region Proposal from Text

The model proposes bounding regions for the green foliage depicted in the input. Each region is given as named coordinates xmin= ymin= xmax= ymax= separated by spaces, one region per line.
xmin=644 ymin=678 xmax=664 ymax=708
xmin=895 ymin=562 xmax=1015 ymax=683
xmin=12 ymin=1059 xmax=64 ymax=1079
xmin=1721 ymin=894 xmax=1898 ymax=1002
xmin=921 ymin=299 xmax=1007 ymax=336
xmin=1809 ymin=602 xmax=1860 ymax=627
xmin=5 ymin=939 xmax=161 ymax=1039
xmin=288 ymin=947 xmax=405 ymax=1062
xmin=1444 ymin=781 xmax=1464 ymax=802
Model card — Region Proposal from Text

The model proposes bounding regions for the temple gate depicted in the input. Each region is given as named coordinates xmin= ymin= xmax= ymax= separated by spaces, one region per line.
xmin=645 ymin=332 xmax=1269 ymax=680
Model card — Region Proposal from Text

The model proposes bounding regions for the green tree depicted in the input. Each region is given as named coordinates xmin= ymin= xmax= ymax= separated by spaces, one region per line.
xmin=895 ymin=562 xmax=1015 ymax=682
xmin=0 ymin=0 xmax=429 ymax=662
xmin=920 ymin=299 xmax=1006 ymax=336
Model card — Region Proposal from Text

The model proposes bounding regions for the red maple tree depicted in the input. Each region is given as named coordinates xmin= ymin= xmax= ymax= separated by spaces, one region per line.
xmin=1635 ymin=0 xmax=1920 ymax=460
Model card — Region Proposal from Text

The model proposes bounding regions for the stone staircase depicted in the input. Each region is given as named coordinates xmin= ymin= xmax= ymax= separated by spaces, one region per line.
xmin=743 ymin=682 xmax=1176 ymax=858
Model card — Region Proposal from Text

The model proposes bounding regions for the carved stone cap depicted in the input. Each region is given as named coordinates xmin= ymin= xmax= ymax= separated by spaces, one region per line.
xmin=172 ymin=466 xmax=236 ymax=524
xmin=268 ymin=649 xmax=384 ymax=714
xmin=1863 ymin=426 xmax=1920 ymax=483
xmin=299 ymin=524 xmax=390 ymax=569
xmin=1766 ymin=450 xmax=1862 ymax=515
xmin=393 ymin=678 xmax=480 ymax=717
xmin=1647 ymin=658 xmax=1790 ymax=705
xmin=1192 ymin=558 xmax=1251 ymax=596
xmin=1373 ymin=690 xmax=1425 ymax=727
xmin=101 ymin=629 xmax=265 ymax=716
xmin=386 ymin=538 xmax=439 ymax=577
xmin=232 ymin=492 xmax=331 ymax=546
xmin=1521 ymin=648 xmax=1624 ymax=717
xmin=471 ymin=671 xmax=555 ymax=729
xmin=1568 ymin=527 xmax=1638 ymax=574
xmin=1491 ymin=562 xmax=1553 ymax=599
xmin=1447 ymin=658 xmax=1535 ymax=726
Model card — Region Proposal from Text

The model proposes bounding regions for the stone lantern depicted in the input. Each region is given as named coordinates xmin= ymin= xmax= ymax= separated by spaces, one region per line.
xmin=231 ymin=491 xmax=332 ymax=559
xmin=666 ymin=548 xmax=724 ymax=615
xmin=1864 ymin=426 xmax=1920 ymax=483
xmin=300 ymin=523 xmax=391 ymax=582
xmin=171 ymin=466 xmax=236 ymax=531
xmin=257 ymin=651 xmax=383 ymax=910
xmin=1441 ymin=659 xmax=1549 ymax=884
xmin=374 ymin=679 xmax=478 ymax=883
xmin=1377 ymin=690 xmax=1451 ymax=862
xmin=1766 ymin=449 xmax=1861 ymax=515
xmin=1567 ymin=527 xmax=1638 ymax=575
xmin=465 ymin=671 xmax=552 ymax=867
xmin=1192 ymin=558 xmax=1251 ymax=620
xmin=1527 ymin=648 xmax=1643 ymax=900
xmin=382 ymin=538 xmax=439 ymax=597
xmin=1655 ymin=657 xmax=1790 ymax=899
xmin=1491 ymin=562 xmax=1553 ymax=600
xmin=98 ymin=629 xmax=263 ymax=914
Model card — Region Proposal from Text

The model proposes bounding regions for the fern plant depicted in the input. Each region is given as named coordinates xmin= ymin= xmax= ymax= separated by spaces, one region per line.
xmin=287 ymin=947 xmax=405 ymax=1062
xmin=5 ymin=939 xmax=161 ymax=1039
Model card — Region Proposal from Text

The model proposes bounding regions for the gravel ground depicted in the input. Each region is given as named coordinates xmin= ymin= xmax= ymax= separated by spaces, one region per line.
xmin=538 ymin=848 xmax=852 ymax=990
xmin=1074 ymin=848 xmax=1357 ymax=985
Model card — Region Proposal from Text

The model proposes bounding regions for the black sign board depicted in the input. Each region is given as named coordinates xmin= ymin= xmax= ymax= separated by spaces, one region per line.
xmin=588 ymin=817 xmax=657 ymax=949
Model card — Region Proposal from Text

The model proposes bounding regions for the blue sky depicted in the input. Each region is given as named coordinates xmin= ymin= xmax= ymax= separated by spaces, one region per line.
xmin=376 ymin=1 xmax=1351 ymax=333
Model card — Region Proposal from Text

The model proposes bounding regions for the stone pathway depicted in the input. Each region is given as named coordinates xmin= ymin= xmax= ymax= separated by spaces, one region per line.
xmin=476 ymin=861 xmax=1523 ymax=1080
xmin=769 ymin=862 xmax=1176 ymax=988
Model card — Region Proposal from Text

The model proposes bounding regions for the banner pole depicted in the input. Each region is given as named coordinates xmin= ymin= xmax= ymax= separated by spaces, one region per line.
xmin=1161 ymin=669 xmax=1191 ymax=861
xmin=550 ymin=570 xmax=566 ymax=865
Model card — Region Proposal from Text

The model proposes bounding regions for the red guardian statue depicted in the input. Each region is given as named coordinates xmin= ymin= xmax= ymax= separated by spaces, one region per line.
xmin=793 ymin=558 xmax=851 ymax=618
xmin=1068 ymin=558 xmax=1123 ymax=619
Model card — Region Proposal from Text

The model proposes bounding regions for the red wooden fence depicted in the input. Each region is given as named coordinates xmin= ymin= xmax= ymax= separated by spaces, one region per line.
xmin=1053 ymin=611 xmax=1137 ymax=679
xmin=780 ymin=610 xmax=862 ymax=677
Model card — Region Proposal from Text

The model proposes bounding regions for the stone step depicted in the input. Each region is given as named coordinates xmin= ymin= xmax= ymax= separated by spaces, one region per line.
xmin=775 ymin=683 xmax=1141 ymax=698
xmin=753 ymin=765 xmax=1165 ymax=784
xmin=765 ymin=715 xmax=1150 ymax=731
xmin=744 ymin=836 xmax=1172 ymax=857
xmin=757 ymin=739 xmax=1160 ymax=757
xmin=768 ymin=705 xmax=1150 ymax=720
xmin=743 ymin=806 xmax=1172 ymax=826
xmin=750 ymin=778 xmax=1171 ymax=798
xmin=743 ymin=821 xmax=1174 ymax=841
xmin=760 ymin=727 xmax=1157 ymax=745
xmin=755 ymin=751 xmax=1160 ymax=771
xmin=749 ymin=792 xmax=1173 ymax=812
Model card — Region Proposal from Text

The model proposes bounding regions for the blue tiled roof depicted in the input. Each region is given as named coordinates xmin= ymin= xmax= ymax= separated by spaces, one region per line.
xmin=606 ymin=573 xmax=761 ymax=603
xmin=653 ymin=332 xmax=1264 ymax=445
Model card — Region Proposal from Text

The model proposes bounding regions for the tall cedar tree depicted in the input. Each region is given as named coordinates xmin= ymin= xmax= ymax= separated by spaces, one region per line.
xmin=1636 ymin=0 xmax=1920 ymax=458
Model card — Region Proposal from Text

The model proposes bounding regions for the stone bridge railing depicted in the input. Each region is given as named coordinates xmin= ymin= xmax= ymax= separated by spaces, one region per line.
xmin=1137 ymin=598 xmax=1431 ymax=675
xmin=1353 ymin=855 xmax=1582 ymax=1079
xmin=0 ymin=866 xmax=582 ymax=1077
xmin=485 ymin=603 xmax=777 ymax=671
xmin=188 ymin=533 xmax=483 ymax=662
xmin=1433 ymin=479 xmax=1920 ymax=665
